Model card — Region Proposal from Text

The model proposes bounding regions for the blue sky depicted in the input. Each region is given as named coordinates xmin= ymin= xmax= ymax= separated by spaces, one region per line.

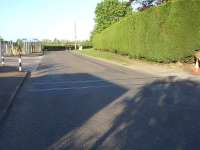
xmin=0 ymin=0 xmax=101 ymax=41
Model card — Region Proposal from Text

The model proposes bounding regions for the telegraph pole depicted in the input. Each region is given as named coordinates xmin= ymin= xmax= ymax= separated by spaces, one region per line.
xmin=74 ymin=21 xmax=77 ymax=50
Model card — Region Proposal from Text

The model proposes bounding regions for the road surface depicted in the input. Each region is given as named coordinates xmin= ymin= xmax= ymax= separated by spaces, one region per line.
xmin=0 ymin=51 xmax=200 ymax=150
xmin=3 ymin=56 xmax=42 ymax=72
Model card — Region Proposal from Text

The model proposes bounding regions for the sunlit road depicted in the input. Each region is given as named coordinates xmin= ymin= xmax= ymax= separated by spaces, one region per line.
xmin=4 ymin=56 xmax=43 ymax=72
xmin=0 ymin=51 xmax=200 ymax=150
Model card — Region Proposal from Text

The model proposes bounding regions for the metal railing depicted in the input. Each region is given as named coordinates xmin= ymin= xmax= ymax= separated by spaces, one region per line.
xmin=0 ymin=40 xmax=42 ymax=57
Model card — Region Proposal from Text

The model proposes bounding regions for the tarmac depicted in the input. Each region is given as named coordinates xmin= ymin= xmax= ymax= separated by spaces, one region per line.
xmin=0 ymin=65 xmax=28 ymax=122
xmin=0 ymin=51 xmax=200 ymax=150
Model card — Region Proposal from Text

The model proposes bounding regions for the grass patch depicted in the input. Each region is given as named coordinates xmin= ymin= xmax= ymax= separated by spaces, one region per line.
xmin=78 ymin=48 xmax=131 ymax=64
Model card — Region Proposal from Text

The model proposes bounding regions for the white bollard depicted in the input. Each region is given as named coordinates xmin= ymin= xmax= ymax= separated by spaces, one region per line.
xmin=18 ymin=55 xmax=22 ymax=71
xmin=1 ymin=56 xmax=5 ymax=65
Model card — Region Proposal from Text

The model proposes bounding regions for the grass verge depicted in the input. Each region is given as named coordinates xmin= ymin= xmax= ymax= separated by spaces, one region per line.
xmin=78 ymin=48 xmax=132 ymax=65
xmin=77 ymin=49 xmax=193 ymax=75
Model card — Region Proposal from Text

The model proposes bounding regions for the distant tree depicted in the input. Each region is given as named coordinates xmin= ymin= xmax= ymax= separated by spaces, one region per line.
xmin=53 ymin=38 xmax=60 ymax=44
xmin=94 ymin=0 xmax=132 ymax=34
xmin=16 ymin=39 xmax=23 ymax=54
xmin=128 ymin=0 xmax=167 ymax=11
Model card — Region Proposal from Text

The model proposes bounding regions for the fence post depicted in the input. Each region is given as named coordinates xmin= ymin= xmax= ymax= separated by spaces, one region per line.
xmin=1 ymin=41 xmax=5 ymax=65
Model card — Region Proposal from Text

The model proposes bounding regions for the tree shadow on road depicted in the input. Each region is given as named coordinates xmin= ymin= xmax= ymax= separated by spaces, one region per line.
xmin=90 ymin=76 xmax=200 ymax=150
xmin=1 ymin=63 xmax=200 ymax=150
xmin=0 ymin=71 xmax=129 ymax=150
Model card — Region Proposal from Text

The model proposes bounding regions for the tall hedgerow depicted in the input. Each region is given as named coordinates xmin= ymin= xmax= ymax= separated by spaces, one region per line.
xmin=93 ymin=0 xmax=200 ymax=62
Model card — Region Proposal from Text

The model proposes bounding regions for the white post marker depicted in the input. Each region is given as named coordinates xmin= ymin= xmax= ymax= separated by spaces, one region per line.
xmin=1 ymin=56 xmax=5 ymax=65
xmin=19 ymin=54 xmax=22 ymax=71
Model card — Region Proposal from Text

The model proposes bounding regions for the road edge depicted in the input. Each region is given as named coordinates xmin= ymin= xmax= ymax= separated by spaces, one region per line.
xmin=0 ymin=71 xmax=30 ymax=123
xmin=71 ymin=51 xmax=165 ymax=77
xmin=71 ymin=51 xmax=200 ymax=81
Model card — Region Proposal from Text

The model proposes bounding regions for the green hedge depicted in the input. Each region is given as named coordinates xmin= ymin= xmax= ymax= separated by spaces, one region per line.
xmin=42 ymin=45 xmax=67 ymax=51
xmin=42 ymin=45 xmax=92 ymax=51
xmin=92 ymin=0 xmax=200 ymax=62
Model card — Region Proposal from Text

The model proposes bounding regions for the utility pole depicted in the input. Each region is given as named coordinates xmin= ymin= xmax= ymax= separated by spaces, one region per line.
xmin=74 ymin=21 xmax=77 ymax=50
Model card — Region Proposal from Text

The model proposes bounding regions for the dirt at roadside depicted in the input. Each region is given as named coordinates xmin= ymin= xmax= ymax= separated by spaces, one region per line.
xmin=126 ymin=59 xmax=194 ymax=77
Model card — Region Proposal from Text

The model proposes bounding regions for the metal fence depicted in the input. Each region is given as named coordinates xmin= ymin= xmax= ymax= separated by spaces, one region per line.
xmin=0 ymin=40 xmax=42 ymax=57
xmin=0 ymin=41 xmax=6 ymax=58
xmin=22 ymin=40 xmax=42 ymax=54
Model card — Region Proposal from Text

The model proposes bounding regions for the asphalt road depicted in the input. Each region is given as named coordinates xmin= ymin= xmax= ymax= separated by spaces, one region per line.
xmin=3 ymin=56 xmax=43 ymax=72
xmin=0 ymin=51 xmax=200 ymax=150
